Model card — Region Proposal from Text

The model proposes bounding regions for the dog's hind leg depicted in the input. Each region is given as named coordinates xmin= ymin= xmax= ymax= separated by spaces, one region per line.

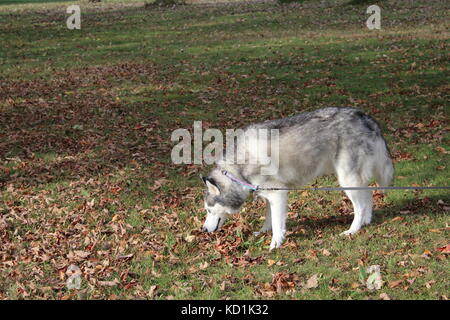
xmin=337 ymin=173 xmax=373 ymax=236
xmin=261 ymin=190 xmax=288 ymax=250
xmin=361 ymin=195 xmax=373 ymax=226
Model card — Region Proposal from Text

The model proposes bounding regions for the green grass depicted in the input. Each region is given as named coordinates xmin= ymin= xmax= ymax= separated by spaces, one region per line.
xmin=0 ymin=0 xmax=73 ymax=5
xmin=0 ymin=0 xmax=449 ymax=300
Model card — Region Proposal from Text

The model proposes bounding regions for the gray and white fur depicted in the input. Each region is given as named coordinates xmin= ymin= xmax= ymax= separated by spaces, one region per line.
xmin=201 ymin=107 xmax=394 ymax=250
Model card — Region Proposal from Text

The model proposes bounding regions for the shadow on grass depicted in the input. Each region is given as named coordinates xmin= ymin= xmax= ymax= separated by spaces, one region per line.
xmin=0 ymin=62 xmax=176 ymax=189
xmin=0 ymin=0 xmax=73 ymax=5
xmin=288 ymin=193 xmax=448 ymax=240
xmin=0 ymin=57 xmax=447 ymax=190
xmin=346 ymin=0 xmax=388 ymax=5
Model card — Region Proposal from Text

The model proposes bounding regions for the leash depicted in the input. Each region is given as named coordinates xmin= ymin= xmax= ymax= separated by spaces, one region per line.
xmin=222 ymin=170 xmax=259 ymax=191
xmin=221 ymin=170 xmax=450 ymax=192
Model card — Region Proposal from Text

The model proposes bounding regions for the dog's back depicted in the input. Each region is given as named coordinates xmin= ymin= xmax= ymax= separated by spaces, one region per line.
xmin=235 ymin=107 xmax=394 ymax=188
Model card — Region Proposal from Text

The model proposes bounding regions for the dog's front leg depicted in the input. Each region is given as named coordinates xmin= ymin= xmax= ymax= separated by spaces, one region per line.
xmin=265 ymin=190 xmax=288 ymax=250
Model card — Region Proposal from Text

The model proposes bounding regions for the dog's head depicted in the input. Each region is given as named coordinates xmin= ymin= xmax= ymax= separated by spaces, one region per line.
xmin=201 ymin=173 xmax=245 ymax=232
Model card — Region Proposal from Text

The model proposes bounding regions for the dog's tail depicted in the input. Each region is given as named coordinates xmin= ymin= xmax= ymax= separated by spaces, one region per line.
xmin=374 ymin=137 xmax=394 ymax=188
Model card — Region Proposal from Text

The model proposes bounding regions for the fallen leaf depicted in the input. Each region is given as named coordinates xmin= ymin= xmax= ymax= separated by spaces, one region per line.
xmin=305 ymin=274 xmax=319 ymax=289
xmin=388 ymin=279 xmax=403 ymax=288
xmin=436 ymin=244 xmax=450 ymax=254
xmin=379 ymin=293 xmax=391 ymax=300
xmin=184 ymin=235 xmax=196 ymax=243
xmin=267 ymin=259 xmax=276 ymax=267
xmin=148 ymin=285 xmax=158 ymax=298
xmin=435 ymin=146 xmax=448 ymax=154
xmin=150 ymin=178 xmax=169 ymax=191
xmin=98 ymin=279 xmax=120 ymax=287
xmin=425 ymin=280 xmax=436 ymax=289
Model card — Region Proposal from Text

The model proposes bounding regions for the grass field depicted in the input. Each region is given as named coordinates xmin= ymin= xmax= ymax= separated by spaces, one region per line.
xmin=0 ymin=0 xmax=449 ymax=300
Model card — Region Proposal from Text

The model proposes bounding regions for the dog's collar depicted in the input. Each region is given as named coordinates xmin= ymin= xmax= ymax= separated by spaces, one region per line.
xmin=221 ymin=170 xmax=258 ymax=191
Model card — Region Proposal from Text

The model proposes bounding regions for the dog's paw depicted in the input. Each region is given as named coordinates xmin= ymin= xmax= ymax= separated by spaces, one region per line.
xmin=269 ymin=235 xmax=285 ymax=251
xmin=339 ymin=229 xmax=358 ymax=236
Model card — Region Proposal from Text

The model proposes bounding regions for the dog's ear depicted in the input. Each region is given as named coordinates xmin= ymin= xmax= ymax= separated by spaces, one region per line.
xmin=201 ymin=175 xmax=220 ymax=196
xmin=206 ymin=180 xmax=220 ymax=196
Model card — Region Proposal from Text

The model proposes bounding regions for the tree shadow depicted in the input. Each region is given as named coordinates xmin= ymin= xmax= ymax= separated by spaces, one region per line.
xmin=0 ymin=62 xmax=174 ymax=189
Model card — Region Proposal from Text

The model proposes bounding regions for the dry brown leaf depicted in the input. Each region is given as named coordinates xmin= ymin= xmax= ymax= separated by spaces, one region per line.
xmin=199 ymin=261 xmax=209 ymax=270
xmin=305 ymin=274 xmax=319 ymax=289
xmin=388 ymin=279 xmax=403 ymax=288
xmin=148 ymin=285 xmax=158 ymax=298
xmin=379 ymin=293 xmax=391 ymax=300
xmin=98 ymin=279 xmax=120 ymax=287
xmin=267 ymin=259 xmax=276 ymax=267
xmin=436 ymin=244 xmax=450 ymax=254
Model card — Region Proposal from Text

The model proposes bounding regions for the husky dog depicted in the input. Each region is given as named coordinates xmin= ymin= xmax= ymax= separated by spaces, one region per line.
xmin=201 ymin=107 xmax=394 ymax=250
